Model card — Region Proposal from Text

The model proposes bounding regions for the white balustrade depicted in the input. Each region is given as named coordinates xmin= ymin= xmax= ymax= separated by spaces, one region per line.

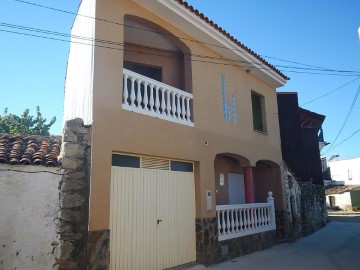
xmin=216 ymin=191 xmax=276 ymax=241
xmin=122 ymin=68 xmax=194 ymax=127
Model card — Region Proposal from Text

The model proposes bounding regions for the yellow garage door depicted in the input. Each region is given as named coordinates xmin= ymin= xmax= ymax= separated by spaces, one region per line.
xmin=110 ymin=154 xmax=196 ymax=270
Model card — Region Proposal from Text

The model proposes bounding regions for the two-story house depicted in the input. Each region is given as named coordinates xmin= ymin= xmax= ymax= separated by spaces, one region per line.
xmin=63 ymin=0 xmax=289 ymax=268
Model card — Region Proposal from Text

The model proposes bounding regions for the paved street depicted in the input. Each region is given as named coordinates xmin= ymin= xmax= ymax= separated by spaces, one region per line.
xmin=206 ymin=213 xmax=360 ymax=270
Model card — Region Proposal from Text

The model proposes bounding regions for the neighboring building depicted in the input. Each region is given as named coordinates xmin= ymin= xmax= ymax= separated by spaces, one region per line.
xmin=326 ymin=185 xmax=360 ymax=210
xmin=63 ymin=0 xmax=289 ymax=268
xmin=327 ymin=157 xmax=360 ymax=185
xmin=277 ymin=92 xmax=325 ymax=185
xmin=277 ymin=92 xmax=327 ymax=235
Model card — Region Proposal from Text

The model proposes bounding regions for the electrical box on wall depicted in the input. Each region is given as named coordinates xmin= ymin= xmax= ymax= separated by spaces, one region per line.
xmin=206 ymin=190 xmax=212 ymax=211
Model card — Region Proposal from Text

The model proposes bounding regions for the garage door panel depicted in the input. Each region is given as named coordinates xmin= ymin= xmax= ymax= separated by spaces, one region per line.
xmin=110 ymin=164 xmax=195 ymax=270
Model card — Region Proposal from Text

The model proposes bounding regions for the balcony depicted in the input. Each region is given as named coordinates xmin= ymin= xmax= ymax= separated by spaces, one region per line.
xmin=216 ymin=191 xmax=276 ymax=241
xmin=122 ymin=69 xmax=194 ymax=127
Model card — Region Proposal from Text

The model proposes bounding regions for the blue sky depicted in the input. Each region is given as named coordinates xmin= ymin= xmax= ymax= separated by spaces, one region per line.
xmin=0 ymin=0 xmax=359 ymax=160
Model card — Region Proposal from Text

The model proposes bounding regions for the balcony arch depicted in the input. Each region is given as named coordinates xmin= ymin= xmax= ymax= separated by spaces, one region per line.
xmin=123 ymin=15 xmax=192 ymax=93
xmin=253 ymin=159 xmax=284 ymax=210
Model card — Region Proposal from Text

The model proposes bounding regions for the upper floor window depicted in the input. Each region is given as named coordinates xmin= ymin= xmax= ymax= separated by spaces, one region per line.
xmin=251 ymin=91 xmax=267 ymax=133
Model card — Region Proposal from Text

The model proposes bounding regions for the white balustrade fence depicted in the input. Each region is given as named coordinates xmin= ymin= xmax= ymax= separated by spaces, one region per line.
xmin=122 ymin=69 xmax=194 ymax=127
xmin=216 ymin=191 xmax=276 ymax=241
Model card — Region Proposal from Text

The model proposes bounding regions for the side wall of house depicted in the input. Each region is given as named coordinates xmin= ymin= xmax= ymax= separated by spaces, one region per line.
xmin=0 ymin=165 xmax=62 ymax=270
xmin=63 ymin=0 xmax=96 ymax=125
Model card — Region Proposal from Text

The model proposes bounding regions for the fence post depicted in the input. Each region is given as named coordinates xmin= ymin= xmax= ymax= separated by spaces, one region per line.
xmin=267 ymin=191 xmax=276 ymax=230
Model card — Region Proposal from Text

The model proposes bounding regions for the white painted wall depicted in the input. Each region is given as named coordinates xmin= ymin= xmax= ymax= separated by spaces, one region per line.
xmin=63 ymin=0 xmax=96 ymax=125
xmin=0 ymin=164 xmax=63 ymax=270
xmin=326 ymin=193 xmax=352 ymax=211
xmin=328 ymin=157 xmax=360 ymax=185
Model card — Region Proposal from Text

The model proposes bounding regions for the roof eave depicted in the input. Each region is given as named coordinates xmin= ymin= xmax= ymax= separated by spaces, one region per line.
xmin=133 ymin=0 xmax=288 ymax=88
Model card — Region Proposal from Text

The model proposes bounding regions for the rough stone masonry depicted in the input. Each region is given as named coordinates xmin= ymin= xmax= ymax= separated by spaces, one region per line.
xmin=54 ymin=118 xmax=91 ymax=270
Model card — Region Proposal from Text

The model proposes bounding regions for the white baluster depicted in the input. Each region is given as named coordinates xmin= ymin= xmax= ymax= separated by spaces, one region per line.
xmin=259 ymin=207 xmax=263 ymax=227
xmin=264 ymin=207 xmax=268 ymax=226
xmin=171 ymin=92 xmax=176 ymax=117
xmin=130 ymin=77 xmax=136 ymax=106
xmin=239 ymin=209 xmax=243 ymax=231
xmin=123 ymin=74 xmax=129 ymax=104
xmin=221 ymin=211 xmax=226 ymax=236
xmin=149 ymin=84 xmax=154 ymax=112
xmin=254 ymin=208 xmax=258 ymax=229
xmin=230 ymin=210 xmax=235 ymax=234
xmin=263 ymin=207 xmax=267 ymax=226
xmin=226 ymin=210 xmax=230 ymax=235
xmin=235 ymin=209 xmax=239 ymax=233
xmin=217 ymin=210 xmax=222 ymax=236
xmin=136 ymin=79 xmax=142 ymax=108
xmin=176 ymin=94 xmax=181 ymax=119
xmin=160 ymin=88 xmax=166 ymax=115
xmin=155 ymin=86 xmax=160 ymax=113
xmin=243 ymin=209 xmax=248 ymax=231
xmin=186 ymin=97 xmax=191 ymax=121
xmin=181 ymin=95 xmax=186 ymax=120
xmin=143 ymin=82 xmax=149 ymax=110
xmin=249 ymin=208 xmax=254 ymax=230
xmin=166 ymin=89 xmax=171 ymax=116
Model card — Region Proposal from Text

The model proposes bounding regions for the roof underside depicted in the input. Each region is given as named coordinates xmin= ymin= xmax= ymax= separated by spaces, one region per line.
xmin=299 ymin=107 xmax=325 ymax=129
xmin=132 ymin=0 xmax=289 ymax=87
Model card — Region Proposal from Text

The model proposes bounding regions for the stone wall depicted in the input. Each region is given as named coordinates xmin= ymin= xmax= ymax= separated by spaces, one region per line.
xmin=299 ymin=181 xmax=327 ymax=236
xmin=282 ymin=162 xmax=302 ymax=240
xmin=87 ymin=230 xmax=110 ymax=270
xmin=195 ymin=218 xmax=220 ymax=266
xmin=195 ymin=218 xmax=275 ymax=266
xmin=54 ymin=119 xmax=91 ymax=270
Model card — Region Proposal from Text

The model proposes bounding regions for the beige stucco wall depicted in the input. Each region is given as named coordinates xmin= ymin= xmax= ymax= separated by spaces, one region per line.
xmin=84 ymin=0 xmax=284 ymax=230
xmin=0 ymin=165 xmax=62 ymax=270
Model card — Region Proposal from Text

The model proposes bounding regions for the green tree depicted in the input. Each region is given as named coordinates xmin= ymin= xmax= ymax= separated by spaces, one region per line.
xmin=0 ymin=106 xmax=56 ymax=136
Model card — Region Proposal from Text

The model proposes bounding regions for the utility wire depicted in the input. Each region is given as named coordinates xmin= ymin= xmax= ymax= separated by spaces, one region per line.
xmin=10 ymin=0 xmax=360 ymax=77
xmin=1 ymin=22 xmax=359 ymax=77
xmin=324 ymin=127 xmax=360 ymax=154
xmin=4 ymin=21 xmax=358 ymax=75
xmin=322 ymin=83 xmax=360 ymax=155
xmin=301 ymin=76 xmax=360 ymax=106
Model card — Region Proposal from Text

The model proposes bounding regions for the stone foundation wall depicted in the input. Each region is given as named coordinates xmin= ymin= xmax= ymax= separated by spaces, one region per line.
xmin=195 ymin=218 xmax=276 ymax=266
xmin=54 ymin=119 xmax=91 ymax=270
xmin=299 ymin=181 xmax=327 ymax=235
xmin=195 ymin=218 xmax=220 ymax=266
xmin=87 ymin=230 xmax=110 ymax=270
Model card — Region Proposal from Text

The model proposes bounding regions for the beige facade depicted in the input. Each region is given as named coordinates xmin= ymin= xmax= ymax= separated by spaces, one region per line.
xmin=64 ymin=0 xmax=288 ymax=231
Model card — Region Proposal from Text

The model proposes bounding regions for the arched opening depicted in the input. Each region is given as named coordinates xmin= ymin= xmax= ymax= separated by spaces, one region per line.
xmin=123 ymin=15 xmax=192 ymax=92
xmin=253 ymin=160 xmax=284 ymax=209
xmin=214 ymin=153 xmax=250 ymax=205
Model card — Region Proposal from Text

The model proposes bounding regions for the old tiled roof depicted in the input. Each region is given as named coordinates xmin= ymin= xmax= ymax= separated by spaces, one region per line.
xmin=325 ymin=185 xmax=360 ymax=196
xmin=174 ymin=0 xmax=289 ymax=81
xmin=0 ymin=134 xmax=61 ymax=166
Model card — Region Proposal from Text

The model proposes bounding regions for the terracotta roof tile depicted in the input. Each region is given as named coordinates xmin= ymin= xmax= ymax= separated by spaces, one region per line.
xmin=174 ymin=0 xmax=289 ymax=81
xmin=0 ymin=134 xmax=61 ymax=167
